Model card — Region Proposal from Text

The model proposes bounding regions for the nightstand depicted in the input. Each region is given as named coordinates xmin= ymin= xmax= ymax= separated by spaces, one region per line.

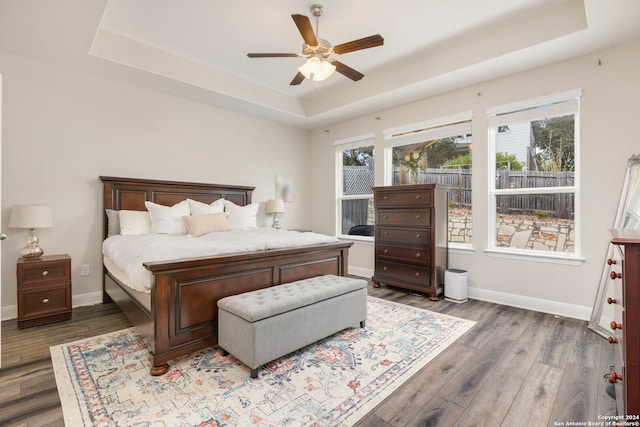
xmin=17 ymin=254 xmax=72 ymax=329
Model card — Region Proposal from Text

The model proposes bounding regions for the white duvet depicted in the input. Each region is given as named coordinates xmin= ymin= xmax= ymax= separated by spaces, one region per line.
xmin=102 ymin=228 xmax=339 ymax=292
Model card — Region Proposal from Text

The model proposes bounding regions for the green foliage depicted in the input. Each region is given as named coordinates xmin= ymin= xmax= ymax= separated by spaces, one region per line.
xmin=443 ymin=153 xmax=472 ymax=169
xmin=496 ymin=152 xmax=524 ymax=171
xmin=531 ymin=115 xmax=575 ymax=171
xmin=343 ymin=146 xmax=373 ymax=167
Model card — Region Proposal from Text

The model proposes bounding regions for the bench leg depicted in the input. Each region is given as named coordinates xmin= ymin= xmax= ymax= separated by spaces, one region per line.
xmin=360 ymin=320 xmax=366 ymax=328
xmin=250 ymin=367 xmax=259 ymax=379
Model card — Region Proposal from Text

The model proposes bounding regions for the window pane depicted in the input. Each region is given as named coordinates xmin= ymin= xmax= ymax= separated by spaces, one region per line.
xmin=495 ymin=193 xmax=575 ymax=252
xmin=391 ymin=134 xmax=472 ymax=245
xmin=496 ymin=114 xmax=575 ymax=187
xmin=341 ymin=199 xmax=375 ymax=235
xmin=342 ymin=146 xmax=374 ymax=196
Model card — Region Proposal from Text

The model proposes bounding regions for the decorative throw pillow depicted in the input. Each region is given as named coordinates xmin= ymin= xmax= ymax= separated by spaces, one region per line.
xmin=106 ymin=209 xmax=120 ymax=236
xmin=182 ymin=213 xmax=231 ymax=237
xmin=187 ymin=198 xmax=224 ymax=216
xmin=145 ymin=200 xmax=190 ymax=234
xmin=223 ymin=200 xmax=259 ymax=230
xmin=119 ymin=210 xmax=151 ymax=235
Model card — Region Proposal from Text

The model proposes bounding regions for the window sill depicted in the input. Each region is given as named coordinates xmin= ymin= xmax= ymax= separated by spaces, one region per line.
xmin=484 ymin=248 xmax=585 ymax=266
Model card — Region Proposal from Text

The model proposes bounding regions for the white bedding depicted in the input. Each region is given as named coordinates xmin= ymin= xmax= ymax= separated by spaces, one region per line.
xmin=102 ymin=228 xmax=339 ymax=292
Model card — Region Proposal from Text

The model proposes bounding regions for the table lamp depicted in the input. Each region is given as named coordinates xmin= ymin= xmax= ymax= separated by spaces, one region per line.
xmin=266 ymin=199 xmax=285 ymax=229
xmin=9 ymin=204 xmax=53 ymax=259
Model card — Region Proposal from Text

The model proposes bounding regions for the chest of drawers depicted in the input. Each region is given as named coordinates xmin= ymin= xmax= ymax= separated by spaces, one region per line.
xmin=17 ymin=254 xmax=72 ymax=329
xmin=608 ymin=230 xmax=640 ymax=417
xmin=372 ymin=184 xmax=448 ymax=300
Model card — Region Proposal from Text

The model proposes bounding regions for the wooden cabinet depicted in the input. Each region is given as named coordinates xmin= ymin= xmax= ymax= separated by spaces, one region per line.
xmin=372 ymin=184 xmax=448 ymax=300
xmin=17 ymin=254 xmax=72 ymax=329
xmin=608 ymin=230 xmax=640 ymax=417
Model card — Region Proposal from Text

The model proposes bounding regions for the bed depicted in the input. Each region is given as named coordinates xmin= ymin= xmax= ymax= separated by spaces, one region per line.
xmin=101 ymin=176 xmax=353 ymax=375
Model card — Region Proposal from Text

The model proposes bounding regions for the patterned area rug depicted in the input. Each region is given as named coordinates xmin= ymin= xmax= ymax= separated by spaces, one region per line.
xmin=51 ymin=297 xmax=475 ymax=426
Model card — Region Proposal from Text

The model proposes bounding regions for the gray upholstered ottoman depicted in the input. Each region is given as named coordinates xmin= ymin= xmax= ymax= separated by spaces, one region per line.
xmin=217 ymin=275 xmax=367 ymax=378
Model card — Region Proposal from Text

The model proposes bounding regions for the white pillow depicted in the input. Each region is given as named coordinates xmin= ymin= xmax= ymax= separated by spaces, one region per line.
xmin=105 ymin=209 xmax=120 ymax=237
xmin=187 ymin=198 xmax=224 ymax=216
xmin=223 ymin=200 xmax=259 ymax=230
xmin=145 ymin=200 xmax=190 ymax=234
xmin=119 ymin=210 xmax=151 ymax=235
xmin=182 ymin=213 xmax=231 ymax=237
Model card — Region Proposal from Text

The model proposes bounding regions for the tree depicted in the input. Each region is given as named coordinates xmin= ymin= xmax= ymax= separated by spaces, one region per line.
xmin=496 ymin=152 xmax=524 ymax=170
xmin=531 ymin=115 xmax=575 ymax=171
xmin=443 ymin=152 xmax=472 ymax=169
xmin=343 ymin=147 xmax=373 ymax=167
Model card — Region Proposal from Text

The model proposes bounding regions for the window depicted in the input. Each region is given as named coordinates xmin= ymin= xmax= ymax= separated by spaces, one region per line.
xmin=488 ymin=90 xmax=580 ymax=258
xmin=335 ymin=135 xmax=375 ymax=238
xmin=384 ymin=114 xmax=473 ymax=247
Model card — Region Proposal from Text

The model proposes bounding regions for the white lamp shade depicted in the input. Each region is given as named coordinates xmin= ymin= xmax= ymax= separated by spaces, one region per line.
xmin=9 ymin=205 xmax=53 ymax=228
xmin=266 ymin=199 xmax=285 ymax=214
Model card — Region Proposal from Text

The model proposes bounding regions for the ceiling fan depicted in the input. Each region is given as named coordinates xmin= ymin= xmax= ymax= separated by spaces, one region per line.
xmin=247 ymin=4 xmax=384 ymax=86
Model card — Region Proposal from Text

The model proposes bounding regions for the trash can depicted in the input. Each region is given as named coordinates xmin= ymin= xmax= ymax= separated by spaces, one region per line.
xmin=444 ymin=269 xmax=468 ymax=303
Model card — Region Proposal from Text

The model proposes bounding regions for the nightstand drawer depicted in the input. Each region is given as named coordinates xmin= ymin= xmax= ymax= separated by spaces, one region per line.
xmin=18 ymin=282 xmax=71 ymax=319
xmin=377 ymin=209 xmax=431 ymax=226
xmin=19 ymin=263 xmax=70 ymax=286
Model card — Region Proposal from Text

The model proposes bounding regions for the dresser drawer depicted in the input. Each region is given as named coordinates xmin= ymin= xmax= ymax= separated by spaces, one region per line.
xmin=377 ymin=226 xmax=431 ymax=245
xmin=377 ymin=209 xmax=431 ymax=227
xmin=377 ymin=244 xmax=431 ymax=265
xmin=18 ymin=260 xmax=71 ymax=286
xmin=18 ymin=282 xmax=71 ymax=319
xmin=375 ymin=188 xmax=433 ymax=208
xmin=375 ymin=261 xmax=431 ymax=286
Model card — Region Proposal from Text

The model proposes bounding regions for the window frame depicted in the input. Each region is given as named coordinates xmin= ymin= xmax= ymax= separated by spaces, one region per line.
xmin=383 ymin=112 xmax=473 ymax=250
xmin=335 ymin=133 xmax=376 ymax=241
xmin=486 ymin=90 xmax=583 ymax=264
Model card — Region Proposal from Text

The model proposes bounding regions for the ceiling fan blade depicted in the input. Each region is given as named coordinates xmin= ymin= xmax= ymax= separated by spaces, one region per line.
xmin=332 ymin=34 xmax=384 ymax=55
xmin=290 ymin=72 xmax=306 ymax=86
xmin=292 ymin=14 xmax=318 ymax=46
xmin=247 ymin=53 xmax=300 ymax=58
xmin=333 ymin=61 xmax=364 ymax=81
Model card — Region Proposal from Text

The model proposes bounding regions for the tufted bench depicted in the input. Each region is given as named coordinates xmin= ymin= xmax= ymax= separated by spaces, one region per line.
xmin=217 ymin=275 xmax=367 ymax=378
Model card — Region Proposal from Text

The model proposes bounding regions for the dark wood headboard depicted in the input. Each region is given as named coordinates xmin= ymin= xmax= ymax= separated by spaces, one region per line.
xmin=100 ymin=176 xmax=255 ymax=239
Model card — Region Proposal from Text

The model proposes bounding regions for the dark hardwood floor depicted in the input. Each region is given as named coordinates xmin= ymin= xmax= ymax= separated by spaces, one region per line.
xmin=0 ymin=283 xmax=617 ymax=427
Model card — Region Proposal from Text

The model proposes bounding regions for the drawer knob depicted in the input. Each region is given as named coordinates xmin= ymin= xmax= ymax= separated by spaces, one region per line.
xmin=607 ymin=258 xmax=617 ymax=265
xmin=608 ymin=371 xmax=622 ymax=383
xmin=383 ymin=266 xmax=388 ymax=271
xmin=415 ymin=252 xmax=421 ymax=258
xmin=384 ymin=231 xmax=389 ymax=236
xmin=608 ymin=336 xmax=618 ymax=344
xmin=610 ymin=321 xmax=622 ymax=331
xmin=415 ymin=195 xmax=421 ymax=199
xmin=384 ymin=214 xmax=389 ymax=219
xmin=416 ymin=214 xmax=421 ymax=219
xmin=383 ymin=249 xmax=388 ymax=254
xmin=42 ymin=270 xmax=49 ymax=276
xmin=383 ymin=195 xmax=389 ymax=200
xmin=607 ymin=297 xmax=617 ymax=305
xmin=415 ymin=272 xmax=420 ymax=277
xmin=416 ymin=233 xmax=421 ymax=238
xmin=610 ymin=271 xmax=621 ymax=280
xmin=42 ymin=298 xmax=49 ymax=304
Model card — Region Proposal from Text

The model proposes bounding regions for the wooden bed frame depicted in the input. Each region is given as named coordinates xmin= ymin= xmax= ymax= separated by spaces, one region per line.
xmin=101 ymin=176 xmax=353 ymax=375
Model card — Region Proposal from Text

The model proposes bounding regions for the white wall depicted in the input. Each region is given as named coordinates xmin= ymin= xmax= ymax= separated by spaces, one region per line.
xmin=310 ymin=39 xmax=640 ymax=319
xmin=0 ymin=51 xmax=311 ymax=318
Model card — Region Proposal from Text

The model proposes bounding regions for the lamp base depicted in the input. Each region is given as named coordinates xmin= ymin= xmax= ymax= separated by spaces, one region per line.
xmin=21 ymin=245 xmax=44 ymax=259
xmin=272 ymin=214 xmax=281 ymax=229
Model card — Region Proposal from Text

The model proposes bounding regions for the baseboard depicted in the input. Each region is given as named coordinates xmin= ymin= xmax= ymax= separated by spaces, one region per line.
xmin=468 ymin=286 xmax=592 ymax=321
xmin=349 ymin=266 xmax=373 ymax=279
xmin=1 ymin=291 xmax=105 ymax=322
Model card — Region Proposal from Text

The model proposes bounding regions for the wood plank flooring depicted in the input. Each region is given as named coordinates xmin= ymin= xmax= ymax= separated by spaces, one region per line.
xmin=0 ymin=283 xmax=617 ymax=427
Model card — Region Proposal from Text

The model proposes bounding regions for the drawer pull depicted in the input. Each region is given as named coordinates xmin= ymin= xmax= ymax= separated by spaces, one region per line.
xmin=42 ymin=298 xmax=49 ymax=304
xmin=610 ymin=321 xmax=622 ymax=330
xmin=383 ymin=249 xmax=388 ymax=254
xmin=608 ymin=336 xmax=618 ymax=344
xmin=383 ymin=266 xmax=388 ymax=271
xmin=608 ymin=371 xmax=622 ymax=383
xmin=384 ymin=214 xmax=390 ymax=219
xmin=415 ymin=214 xmax=421 ymax=219
xmin=415 ymin=272 xmax=420 ymax=277
xmin=607 ymin=258 xmax=617 ymax=265
xmin=415 ymin=195 xmax=421 ymax=199
xmin=415 ymin=252 xmax=421 ymax=258
xmin=383 ymin=195 xmax=389 ymax=200
xmin=607 ymin=297 xmax=617 ymax=305
xmin=42 ymin=270 xmax=49 ymax=276
xmin=416 ymin=233 xmax=421 ymax=238
xmin=384 ymin=231 xmax=390 ymax=236
xmin=610 ymin=271 xmax=621 ymax=280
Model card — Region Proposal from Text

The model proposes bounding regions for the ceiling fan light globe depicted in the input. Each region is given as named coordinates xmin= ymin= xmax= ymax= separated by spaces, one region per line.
xmin=298 ymin=57 xmax=335 ymax=82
